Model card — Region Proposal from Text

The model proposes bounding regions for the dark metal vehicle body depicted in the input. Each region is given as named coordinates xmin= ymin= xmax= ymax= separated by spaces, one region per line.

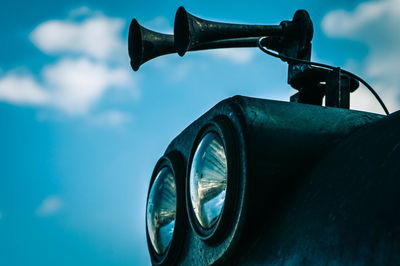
xmin=129 ymin=6 xmax=400 ymax=265
xmin=160 ymin=96 xmax=400 ymax=265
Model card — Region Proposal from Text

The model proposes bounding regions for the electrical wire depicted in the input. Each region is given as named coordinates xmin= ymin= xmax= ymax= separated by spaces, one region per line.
xmin=257 ymin=36 xmax=390 ymax=115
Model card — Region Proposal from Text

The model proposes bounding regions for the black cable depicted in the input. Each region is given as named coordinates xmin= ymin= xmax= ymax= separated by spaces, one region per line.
xmin=257 ymin=37 xmax=390 ymax=115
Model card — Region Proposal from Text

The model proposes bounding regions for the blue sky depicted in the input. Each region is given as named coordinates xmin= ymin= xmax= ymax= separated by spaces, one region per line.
xmin=1 ymin=0 xmax=399 ymax=265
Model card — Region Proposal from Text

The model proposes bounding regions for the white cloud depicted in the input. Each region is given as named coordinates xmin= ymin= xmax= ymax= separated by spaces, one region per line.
xmin=0 ymin=8 xmax=138 ymax=118
xmin=43 ymin=57 xmax=133 ymax=114
xmin=91 ymin=110 xmax=132 ymax=127
xmin=36 ymin=196 xmax=62 ymax=217
xmin=30 ymin=14 xmax=125 ymax=61
xmin=322 ymin=1 xmax=392 ymax=38
xmin=0 ymin=58 xmax=134 ymax=115
xmin=322 ymin=0 xmax=400 ymax=114
xmin=206 ymin=48 xmax=255 ymax=64
xmin=0 ymin=74 xmax=49 ymax=105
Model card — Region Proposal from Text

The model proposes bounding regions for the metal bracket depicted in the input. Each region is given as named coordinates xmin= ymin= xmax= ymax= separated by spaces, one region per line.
xmin=289 ymin=65 xmax=359 ymax=109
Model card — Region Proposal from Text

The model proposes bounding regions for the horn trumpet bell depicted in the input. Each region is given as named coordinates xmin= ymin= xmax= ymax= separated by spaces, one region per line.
xmin=128 ymin=19 xmax=175 ymax=71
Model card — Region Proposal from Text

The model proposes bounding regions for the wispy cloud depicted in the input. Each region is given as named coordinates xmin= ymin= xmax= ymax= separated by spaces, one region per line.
xmin=322 ymin=0 xmax=400 ymax=114
xmin=0 ymin=58 xmax=133 ymax=115
xmin=206 ymin=48 xmax=255 ymax=64
xmin=36 ymin=196 xmax=62 ymax=217
xmin=68 ymin=6 xmax=96 ymax=18
xmin=0 ymin=7 xmax=137 ymax=118
xmin=91 ymin=110 xmax=132 ymax=127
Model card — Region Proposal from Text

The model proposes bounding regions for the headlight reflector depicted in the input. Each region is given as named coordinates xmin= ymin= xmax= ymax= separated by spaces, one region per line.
xmin=189 ymin=132 xmax=228 ymax=229
xmin=146 ymin=167 xmax=177 ymax=255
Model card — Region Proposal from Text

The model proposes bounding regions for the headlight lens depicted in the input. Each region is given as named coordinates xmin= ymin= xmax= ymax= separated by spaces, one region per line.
xmin=189 ymin=132 xmax=228 ymax=229
xmin=146 ymin=167 xmax=177 ymax=255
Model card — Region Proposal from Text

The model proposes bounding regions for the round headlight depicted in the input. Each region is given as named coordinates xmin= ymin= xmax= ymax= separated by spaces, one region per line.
xmin=189 ymin=132 xmax=228 ymax=230
xmin=146 ymin=167 xmax=177 ymax=255
xmin=146 ymin=153 xmax=186 ymax=265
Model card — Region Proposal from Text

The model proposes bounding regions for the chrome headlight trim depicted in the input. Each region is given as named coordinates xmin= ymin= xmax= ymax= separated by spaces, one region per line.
xmin=186 ymin=116 xmax=239 ymax=242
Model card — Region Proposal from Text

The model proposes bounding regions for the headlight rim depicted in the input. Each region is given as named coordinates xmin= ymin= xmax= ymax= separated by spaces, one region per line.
xmin=146 ymin=151 xmax=186 ymax=265
xmin=186 ymin=116 xmax=239 ymax=242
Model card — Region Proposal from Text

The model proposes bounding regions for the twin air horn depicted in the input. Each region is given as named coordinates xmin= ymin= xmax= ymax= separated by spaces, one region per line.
xmin=128 ymin=6 xmax=313 ymax=71
xmin=129 ymin=7 xmax=374 ymax=111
